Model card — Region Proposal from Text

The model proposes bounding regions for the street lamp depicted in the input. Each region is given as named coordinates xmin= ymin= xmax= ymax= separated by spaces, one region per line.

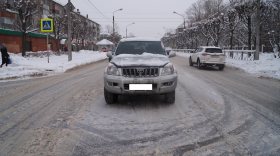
xmin=173 ymin=11 xmax=185 ymax=29
xmin=113 ymin=8 xmax=123 ymax=43
xmin=126 ymin=22 xmax=135 ymax=38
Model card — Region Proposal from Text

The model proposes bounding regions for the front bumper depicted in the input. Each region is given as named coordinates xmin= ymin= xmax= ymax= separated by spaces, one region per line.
xmin=104 ymin=74 xmax=177 ymax=94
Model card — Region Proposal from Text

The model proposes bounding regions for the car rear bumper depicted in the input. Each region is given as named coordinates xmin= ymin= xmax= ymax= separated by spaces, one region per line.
xmin=200 ymin=59 xmax=225 ymax=65
xmin=201 ymin=61 xmax=225 ymax=65
xmin=104 ymin=74 xmax=177 ymax=94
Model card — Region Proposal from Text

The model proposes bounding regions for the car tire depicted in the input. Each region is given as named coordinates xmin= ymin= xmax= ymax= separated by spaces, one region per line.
xmin=165 ymin=91 xmax=175 ymax=104
xmin=189 ymin=57 xmax=193 ymax=66
xmin=104 ymin=88 xmax=118 ymax=104
xmin=197 ymin=59 xmax=202 ymax=69
xmin=218 ymin=64 xmax=225 ymax=71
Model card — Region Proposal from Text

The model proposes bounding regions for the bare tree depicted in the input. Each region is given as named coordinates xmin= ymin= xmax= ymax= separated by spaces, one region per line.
xmin=265 ymin=0 xmax=280 ymax=57
xmin=13 ymin=0 xmax=39 ymax=56
xmin=0 ymin=0 xmax=6 ymax=11
xmin=187 ymin=0 xmax=204 ymax=24
xmin=51 ymin=12 xmax=67 ymax=52
xmin=52 ymin=14 xmax=67 ymax=40
xmin=105 ymin=25 xmax=113 ymax=34
xmin=69 ymin=12 xmax=82 ymax=50
xmin=103 ymin=24 xmax=121 ymax=43
xmin=78 ymin=18 xmax=88 ymax=49
xmin=79 ymin=19 xmax=96 ymax=50
xmin=104 ymin=24 xmax=119 ymax=35
xmin=234 ymin=0 xmax=256 ymax=50
xmin=203 ymin=0 xmax=224 ymax=18
xmin=226 ymin=8 xmax=239 ymax=50
xmin=163 ymin=0 xmax=280 ymax=58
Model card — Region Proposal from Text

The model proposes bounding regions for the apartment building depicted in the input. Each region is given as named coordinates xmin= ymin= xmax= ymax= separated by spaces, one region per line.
xmin=0 ymin=0 xmax=17 ymax=30
xmin=0 ymin=0 xmax=100 ymax=53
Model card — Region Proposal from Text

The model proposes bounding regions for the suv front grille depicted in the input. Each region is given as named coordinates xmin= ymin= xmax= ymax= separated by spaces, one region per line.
xmin=122 ymin=67 xmax=159 ymax=77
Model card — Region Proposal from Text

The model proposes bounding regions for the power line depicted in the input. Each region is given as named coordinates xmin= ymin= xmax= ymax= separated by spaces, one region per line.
xmin=87 ymin=0 xmax=109 ymax=19
xmin=93 ymin=20 xmax=182 ymax=23
xmin=92 ymin=17 xmax=182 ymax=19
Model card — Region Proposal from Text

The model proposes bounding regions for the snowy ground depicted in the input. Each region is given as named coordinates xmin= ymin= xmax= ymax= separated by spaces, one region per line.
xmin=0 ymin=51 xmax=279 ymax=81
xmin=0 ymin=50 xmax=107 ymax=81
xmin=176 ymin=52 xmax=280 ymax=80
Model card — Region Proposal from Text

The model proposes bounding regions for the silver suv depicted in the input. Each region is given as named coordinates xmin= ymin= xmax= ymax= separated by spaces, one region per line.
xmin=189 ymin=46 xmax=225 ymax=70
xmin=104 ymin=38 xmax=177 ymax=104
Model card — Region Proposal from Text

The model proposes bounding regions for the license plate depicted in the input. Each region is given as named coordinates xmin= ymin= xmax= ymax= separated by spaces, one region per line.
xmin=211 ymin=55 xmax=219 ymax=58
xmin=129 ymin=84 xmax=153 ymax=91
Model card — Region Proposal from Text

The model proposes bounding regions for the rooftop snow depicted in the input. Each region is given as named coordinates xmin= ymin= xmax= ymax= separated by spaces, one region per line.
xmin=120 ymin=37 xmax=161 ymax=42
xmin=96 ymin=39 xmax=114 ymax=46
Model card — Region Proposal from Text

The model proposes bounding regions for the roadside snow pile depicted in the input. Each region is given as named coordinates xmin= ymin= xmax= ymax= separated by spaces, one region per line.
xmin=175 ymin=52 xmax=191 ymax=58
xmin=0 ymin=50 xmax=107 ymax=80
xmin=226 ymin=53 xmax=280 ymax=80
xmin=176 ymin=51 xmax=280 ymax=80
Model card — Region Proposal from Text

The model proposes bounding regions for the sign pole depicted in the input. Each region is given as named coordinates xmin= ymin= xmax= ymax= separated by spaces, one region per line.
xmin=47 ymin=33 xmax=49 ymax=63
xmin=40 ymin=18 xmax=54 ymax=63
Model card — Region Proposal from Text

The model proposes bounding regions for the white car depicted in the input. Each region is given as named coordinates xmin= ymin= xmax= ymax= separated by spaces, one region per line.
xmin=189 ymin=46 xmax=225 ymax=70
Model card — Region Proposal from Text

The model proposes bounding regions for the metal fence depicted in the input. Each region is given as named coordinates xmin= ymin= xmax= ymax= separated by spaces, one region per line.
xmin=173 ymin=48 xmax=256 ymax=61
xmin=172 ymin=49 xmax=195 ymax=53
xmin=223 ymin=50 xmax=256 ymax=61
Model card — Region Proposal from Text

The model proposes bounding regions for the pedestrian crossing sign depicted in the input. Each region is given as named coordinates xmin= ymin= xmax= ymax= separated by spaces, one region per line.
xmin=40 ymin=18 xmax=53 ymax=33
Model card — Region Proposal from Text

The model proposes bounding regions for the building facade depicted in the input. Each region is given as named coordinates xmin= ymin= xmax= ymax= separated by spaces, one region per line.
xmin=0 ymin=0 xmax=100 ymax=53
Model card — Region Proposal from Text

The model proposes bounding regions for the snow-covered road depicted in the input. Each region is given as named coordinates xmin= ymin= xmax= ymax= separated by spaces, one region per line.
xmin=0 ymin=57 xmax=279 ymax=155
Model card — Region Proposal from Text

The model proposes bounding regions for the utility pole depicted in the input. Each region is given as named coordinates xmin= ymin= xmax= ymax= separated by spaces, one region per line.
xmin=113 ymin=15 xmax=115 ymax=43
xmin=112 ymin=8 xmax=123 ymax=44
xmin=67 ymin=0 xmax=72 ymax=61
xmin=255 ymin=0 xmax=260 ymax=60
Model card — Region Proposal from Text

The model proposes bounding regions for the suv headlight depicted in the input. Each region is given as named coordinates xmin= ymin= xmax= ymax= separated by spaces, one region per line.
xmin=161 ymin=63 xmax=175 ymax=76
xmin=106 ymin=63 xmax=120 ymax=76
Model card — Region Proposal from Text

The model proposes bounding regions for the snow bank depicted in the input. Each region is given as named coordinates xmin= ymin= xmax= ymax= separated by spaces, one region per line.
xmin=175 ymin=51 xmax=191 ymax=58
xmin=226 ymin=53 xmax=280 ymax=80
xmin=176 ymin=52 xmax=280 ymax=80
xmin=0 ymin=50 xmax=107 ymax=80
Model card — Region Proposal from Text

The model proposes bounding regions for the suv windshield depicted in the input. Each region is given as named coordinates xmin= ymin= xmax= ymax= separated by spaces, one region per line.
xmin=115 ymin=41 xmax=166 ymax=55
xmin=205 ymin=48 xmax=223 ymax=53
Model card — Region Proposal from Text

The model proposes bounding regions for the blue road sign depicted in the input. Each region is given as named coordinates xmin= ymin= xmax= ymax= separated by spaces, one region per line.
xmin=41 ymin=18 xmax=53 ymax=33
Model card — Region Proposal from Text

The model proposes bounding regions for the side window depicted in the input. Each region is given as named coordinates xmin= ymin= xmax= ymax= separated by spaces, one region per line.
xmin=205 ymin=48 xmax=223 ymax=53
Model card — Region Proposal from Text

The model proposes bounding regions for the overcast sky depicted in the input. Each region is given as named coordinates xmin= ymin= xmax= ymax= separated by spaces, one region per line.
xmin=57 ymin=0 xmax=198 ymax=38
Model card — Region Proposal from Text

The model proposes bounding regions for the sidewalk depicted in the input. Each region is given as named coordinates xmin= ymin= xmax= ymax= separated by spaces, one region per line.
xmin=0 ymin=50 xmax=107 ymax=81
